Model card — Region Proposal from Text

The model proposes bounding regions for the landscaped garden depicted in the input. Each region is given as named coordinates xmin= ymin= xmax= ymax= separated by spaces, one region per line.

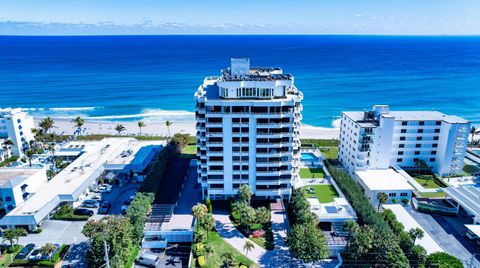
xmin=191 ymin=201 xmax=256 ymax=268
xmin=299 ymin=167 xmax=326 ymax=179
xmin=412 ymin=174 xmax=444 ymax=188
xmin=229 ymin=186 xmax=274 ymax=251
xmin=302 ymin=184 xmax=339 ymax=203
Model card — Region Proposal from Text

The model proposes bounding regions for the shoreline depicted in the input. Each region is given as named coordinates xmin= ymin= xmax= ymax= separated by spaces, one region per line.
xmin=34 ymin=118 xmax=340 ymax=140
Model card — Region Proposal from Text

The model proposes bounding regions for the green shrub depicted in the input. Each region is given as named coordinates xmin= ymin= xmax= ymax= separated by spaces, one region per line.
xmin=0 ymin=156 xmax=19 ymax=167
xmin=198 ymin=255 xmax=206 ymax=267
xmin=52 ymin=204 xmax=89 ymax=221
xmin=6 ymin=244 xmax=23 ymax=253
xmin=32 ymin=228 xmax=42 ymax=234
xmin=205 ymin=197 xmax=212 ymax=213
xmin=139 ymin=141 xmax=179 ymax=193
xmin=426 ymin=252 xmax=463 ymax=268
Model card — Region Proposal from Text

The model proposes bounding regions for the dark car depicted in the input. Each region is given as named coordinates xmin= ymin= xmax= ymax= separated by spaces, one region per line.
xmin=14 ymin=243 xmax=35 ymax=260
xmin=98 ymin=201 xmax=111 ymax=214
xmin=74 ymin=208 xmax=94 ymax=216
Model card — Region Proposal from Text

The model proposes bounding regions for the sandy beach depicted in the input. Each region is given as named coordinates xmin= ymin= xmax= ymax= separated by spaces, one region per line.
xmin=35 ymin=118 xmax=340 ymax=140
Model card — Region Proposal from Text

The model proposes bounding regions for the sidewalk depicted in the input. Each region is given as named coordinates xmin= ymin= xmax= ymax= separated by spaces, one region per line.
xmin=214 ymin=200 xmax=302 ymax=268
xmin=213 ymin=211 xmax=266 ymax=264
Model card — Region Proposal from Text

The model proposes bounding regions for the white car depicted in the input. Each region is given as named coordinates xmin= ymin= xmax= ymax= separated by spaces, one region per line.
xmin=137 ymin=253 xmax=160 ymax=268
xmin=91 ymin=195 xmax=104 ymax=202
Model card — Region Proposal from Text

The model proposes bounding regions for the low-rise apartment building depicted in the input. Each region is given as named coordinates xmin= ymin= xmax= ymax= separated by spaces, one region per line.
xmin=195 ymin=58 xmax=303 ymax=200
xmin=339 ymin=105 xmax=470 ymax=176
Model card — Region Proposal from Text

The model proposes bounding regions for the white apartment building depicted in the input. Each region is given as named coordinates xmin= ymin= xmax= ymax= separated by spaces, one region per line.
xmin=0 ymin=168 xmax=47 ymax=215
xmin=339 ymin=105 xmax=470 ymax=177
xmin=194 ymin=58 xmax=303 ymax=200
xmin=0 ymin=108 xmax=35 ymax=158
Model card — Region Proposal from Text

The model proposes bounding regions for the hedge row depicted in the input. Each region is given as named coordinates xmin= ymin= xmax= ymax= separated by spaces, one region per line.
xmin=10 ymin=245 xmax=70 ymax=267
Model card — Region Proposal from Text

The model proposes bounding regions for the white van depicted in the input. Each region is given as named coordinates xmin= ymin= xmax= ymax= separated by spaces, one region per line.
xmin=137 ymin=253 xmax=160 ymax=267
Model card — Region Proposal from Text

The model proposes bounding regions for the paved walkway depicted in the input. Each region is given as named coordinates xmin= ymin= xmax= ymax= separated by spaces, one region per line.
xmin=214 ymin=200 xmax=302 ymax=268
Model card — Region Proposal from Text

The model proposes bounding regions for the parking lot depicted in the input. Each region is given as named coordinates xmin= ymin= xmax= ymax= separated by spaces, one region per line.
xmin=409 ymin=209 xmax=480 ymax=267
xmin=15 ymin=180 xmax=140 ymax=267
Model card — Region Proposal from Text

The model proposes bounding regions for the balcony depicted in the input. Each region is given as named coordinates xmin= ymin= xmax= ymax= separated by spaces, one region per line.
xmin=256 ymin=170 xmax=291 ymax=176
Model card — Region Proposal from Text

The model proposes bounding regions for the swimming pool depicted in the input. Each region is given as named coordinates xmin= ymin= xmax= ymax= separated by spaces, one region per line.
xmin=301 ymin=153 xmax=319 ymax=162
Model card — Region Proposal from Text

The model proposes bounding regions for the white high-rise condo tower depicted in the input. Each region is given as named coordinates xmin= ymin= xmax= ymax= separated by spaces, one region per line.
xmin=0 ymin=108 xmax=35 ymax=159
xmin=338 ymin=105 xmax=470 ymax=177
xmin=194 ymin=58 xmax=303 ymax=200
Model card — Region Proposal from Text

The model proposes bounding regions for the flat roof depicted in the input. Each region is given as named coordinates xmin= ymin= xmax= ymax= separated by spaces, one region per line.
xmin=443 ymin=186 xmax=480 ymax=217
xmin=0 ymin=168 xmax=43 ymax=188
xmin=3 ymin=138 xmax=163 ymax=218
xmin=355 ymin=169 xmax=414 ymax=191
xmin=343 ymin=110 xmax=468 ymax=124
xmin=383 ymin=204 xmax=443 ymax=254
xmin=465 ymin=224 xmax=480 ymax=237
xmin=308 ymin=197 xmax=357 ymax=222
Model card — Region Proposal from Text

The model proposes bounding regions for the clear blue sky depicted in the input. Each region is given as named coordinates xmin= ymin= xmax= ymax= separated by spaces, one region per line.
xmin=1 ymin=0 xmax=479 ymax=35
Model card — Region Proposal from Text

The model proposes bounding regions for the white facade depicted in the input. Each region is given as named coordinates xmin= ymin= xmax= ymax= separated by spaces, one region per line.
xmin=195 ymin=58 xmax=303 ymax=200
xmin=0 ymin=168 xmax=47 ymax=214
xmin=0 ymin=108 xmax=35 ymax=158
xmin=0 ymin=138 xmax=165 ymax=230
xmin=355 ymin=169 xmax=414 ymax=207
xmin=339 ymin=105 xmax=470 ymax=177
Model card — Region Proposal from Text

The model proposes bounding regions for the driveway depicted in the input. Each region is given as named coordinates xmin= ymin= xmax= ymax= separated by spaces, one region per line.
xmin=18 ymin=220 xmax=87 ymax=245
xmin=409 ymin=209 xmax=480 ymax=267
xmin=60 ymin=242 xmax=89 ymax=268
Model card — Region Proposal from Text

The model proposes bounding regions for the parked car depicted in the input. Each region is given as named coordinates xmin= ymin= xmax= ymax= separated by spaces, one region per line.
xmin=97 ymin=185 xmax=112 ymax=193
xmin=91 ymin=195 xmax=104 ymax=202
xmin=81 ymin=199 xmax=99 ymax=208
xmin=123 ymin=194 xmax=135 ymax=205
xmin=28 ymin=249 xmax=42 ymax=260
xmin=74 ymin=208 xmax=94 ymax=216
xmin=98 ymin=201 xmax=111 ymax=214
xmin=14 ymin=243 xmax=35 ymax=260
xmin=121 ymin=205 xmax=128 ymax=215
xmin=136 ymin=253 xmax=160 ymax=268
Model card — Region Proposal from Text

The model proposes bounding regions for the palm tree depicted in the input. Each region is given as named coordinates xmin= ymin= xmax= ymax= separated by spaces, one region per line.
xmin=46 ymin=169 xmax=56 ymax=180
xmin=2 ymin=139 xmax=14 ymax=159
xmin=114 ymin=124 xmax=126 ymax=135
xmin=165 ymin=120 xmax=172 ymax=138
xmin=470 ymin=126 xmax=480 ymax=148
xmin=72 ymin=116 xmax=84 ymax=133
xmin=243 ymin=241 xmax=254 ymax=265
xmin=238 ymin=184 xmax=252 ymax=204
xmin=409 ymin=227 xmax=425 ymax=244
xmin=40 ymin=243 xmax=56 ymax=255
xmin=343 ymin=220 xmax=359 ymax=236
xmin=137 ymin=121 xmax=146 ymax=135
xmin=221 ymin=251 xmax=235 ymax=267
xmin=377 ymin=192 xmax=389 ymax=212
xmin=39 ymin=117 xmax=55 ymax=133
xmin=2 ymin=228 xmax=27 ymax=249
xmin=25 ymin=149 xmax=35 ymax=167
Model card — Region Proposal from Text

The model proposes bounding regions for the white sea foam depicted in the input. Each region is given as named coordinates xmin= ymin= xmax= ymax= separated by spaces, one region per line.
xmin=49 ymin=107 xmax=98 ymax=111
xmin=83 ymin=108 xmax=195 ymax=122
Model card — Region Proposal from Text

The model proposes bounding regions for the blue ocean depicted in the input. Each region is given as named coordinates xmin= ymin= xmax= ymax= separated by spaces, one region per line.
xmin=0 ymin=35 xmax=479 ymax=127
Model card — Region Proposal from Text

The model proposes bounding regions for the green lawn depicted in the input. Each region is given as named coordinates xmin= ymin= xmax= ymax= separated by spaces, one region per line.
xmin=319 ymin=147 xmax=338 ymax=160
xmin=419 ymin=190 xmax=447 ymax=198
xmin=299 ymin=168 xmax=326 ymax=179
xmin=301 ymin=139 xmax=339 ymax=147
xmin=463 ymin=164 xmax=480 ymax=174
xmin=192 ymin=230 xmax=255 ymax=268
xmin=303 ymin=184 xmax=339 ymax=203
xmin=180 ymin=145 xmax=197 ymax=158
xmin=0 ymin=246 xmax=22 ymax=267
xmin=412 ymin=174 xmax=443 ymax=189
